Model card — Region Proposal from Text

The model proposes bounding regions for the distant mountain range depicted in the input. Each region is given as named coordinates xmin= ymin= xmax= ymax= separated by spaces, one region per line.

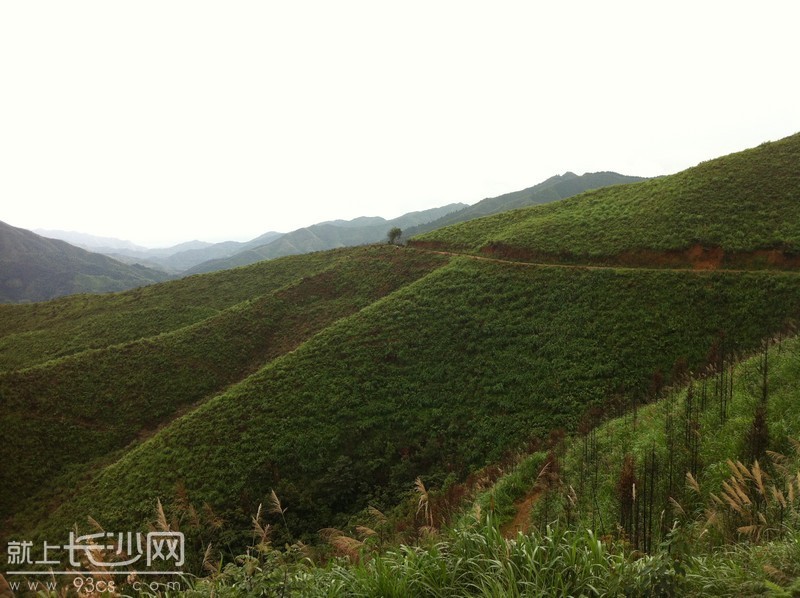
xmin=107 ymin=231 xmax=286 ymax=273
xmin=0 ymin=221 xmax=171 ymax=303
xmin=1 ymin=204 xmax=468 ymax=302
xmin=2 ymin=171 xmax=645 ymax=302
xmin=36 ymin=203 xmax=472 ymax=276
xmin=35 ymin=230 xmax=285 ymax=273
xmin=185 ymin=203 xmax=468 ymax=274
xmin=33 ymin=229 xmax=152 ymax=252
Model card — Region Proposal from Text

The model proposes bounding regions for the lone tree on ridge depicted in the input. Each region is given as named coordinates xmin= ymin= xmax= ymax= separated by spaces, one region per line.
xmin=387 ymin=227 xmax=403 ymax=245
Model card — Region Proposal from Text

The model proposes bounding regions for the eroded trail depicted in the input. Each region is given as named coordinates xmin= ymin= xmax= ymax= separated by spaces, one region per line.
xmin=404 ymin=245 xmax=800 ymax=275
xmin=501 ymin=488 xmax=543 ymax=538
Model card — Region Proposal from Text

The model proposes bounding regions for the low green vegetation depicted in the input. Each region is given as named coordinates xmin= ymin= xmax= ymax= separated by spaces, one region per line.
xmin=0 ymin=248 xmax=370 ymax=371
xmin=521 ymin=335 xmax=800 ymax=549
xmin=181 ymin=331 xmax=800 ymax=597
xmin=0 ymin=246 xmax=448 ymax=531
xmin=25 ymin=259 xmax=800 ymax=557
xmin=414 ymin=134 xmax=800 ymax=263
xmin=5 ymin=133 xmax=800 ymax=597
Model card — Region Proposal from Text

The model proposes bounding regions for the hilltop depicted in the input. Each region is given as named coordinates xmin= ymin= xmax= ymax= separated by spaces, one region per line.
xmin=412 ymin=134 xmax=800 ymax=268
xmin=188 ymin=172 xmax=649 ymax=274
xmin=403 ymin=171 xmax=647 ymax=238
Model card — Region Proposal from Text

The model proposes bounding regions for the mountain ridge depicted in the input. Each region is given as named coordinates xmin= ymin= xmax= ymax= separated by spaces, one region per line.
xmin=403 ymin=171 xmax=647 ymax=238
xmin=412 ymin=134 xmax=800 ymax=267
xmin=0 ymin=221 xmax=172 ymax=303
xmin=185 ymin=202 xmax=467 ymax=274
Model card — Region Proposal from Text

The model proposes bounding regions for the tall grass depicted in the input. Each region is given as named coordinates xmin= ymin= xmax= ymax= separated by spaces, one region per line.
xmin=189 ymin=515 xmax=638 ymax=597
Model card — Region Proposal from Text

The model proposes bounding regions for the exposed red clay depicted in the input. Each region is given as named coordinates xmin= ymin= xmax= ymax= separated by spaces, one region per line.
xmin=501 ymin=488 xmax=542 ymax=538
xmin=442 ymin=241 xmax=800 ymax=271
xmin=407 ymin=239 xmax=470 ymax=253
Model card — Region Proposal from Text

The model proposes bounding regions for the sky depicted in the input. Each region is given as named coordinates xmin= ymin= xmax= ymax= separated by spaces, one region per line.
xmin=1 ymin=1 xmax=799 ymax=248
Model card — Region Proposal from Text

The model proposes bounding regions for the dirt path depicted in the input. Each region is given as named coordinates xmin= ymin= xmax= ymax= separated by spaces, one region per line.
xmin=501 ymin=488 xmax=542 ymax=538
xmin=404 ymin=245 xmax=800 ymax=275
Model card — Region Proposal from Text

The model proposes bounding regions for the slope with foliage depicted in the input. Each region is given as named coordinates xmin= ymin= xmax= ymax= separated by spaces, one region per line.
xmin=403 ymin=171 xmax=647 ymax=238
xmin=461 ymin=332 xmax=800 ymax=596
xmin=0 ymin=246 xmax=448 ymax=532
xmin=22 ymin=259 xmax=800 ymax=552
xmin=185 ymin=336 xmax=800 ymax=597
xmin=413 ymin=134 xmax=800 ymax=267
xmin=5 ymin=133 xmax=800 ymax=598
xmin=0 ymin=248 xmax=376 ymax=372
xmin=0 ymin=221 xmax=172 ymax=303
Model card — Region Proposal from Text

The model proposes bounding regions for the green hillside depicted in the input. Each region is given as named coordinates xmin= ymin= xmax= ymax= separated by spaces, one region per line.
xmin=188 ymin=333 xmax=800 ymax=597
xmin=403 ymin=171 xmax=647 ymax=238
xmin=500 ymin=335 xmax=800 ymax=544
xmin=453 ymin=333 xmax=800 ymax=596
xmin=413 ymin=134 xmax=800 ymax=267
xmin=4 ymin=133 xmax=800 ymax=596
xmin=0 ymin=246 xmax=447 ymax=532
xmin=0 ymin=249 xmax=374 ymax=371
xmin=0 ymin=221 xmax=172 ymax=302
xmin=19 ymin=261 xmax=800 ymax=547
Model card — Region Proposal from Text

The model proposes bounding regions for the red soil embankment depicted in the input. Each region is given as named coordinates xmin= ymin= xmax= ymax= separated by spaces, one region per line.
xmin=474 ymin=242 xmax=800 ymax=271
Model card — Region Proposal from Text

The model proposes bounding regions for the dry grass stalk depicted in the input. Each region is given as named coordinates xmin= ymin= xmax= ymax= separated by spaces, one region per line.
xmin=203 ymin=502 xmax=224 ymax=530
xmin=767 ymin=450 xmax=789 ymax=474
xmin=187 ymin=503 xmax=200 ymax=529
xmin=355 ymin=525 xmax=377 ymax=539
xmin=668 ymin=496 xmax=686 ymax=517
xmin=705 ymin=459 xmax=800 ymax=543
xmin=752 ymin=460 xmax=766 ymax=498
xmin=566 ymin=485 xmax=578 ymax=508
xmin=415 ymin=477 xmax=433 ymax=528
xmin=367 ymin=506 xmax=387 ymax=525
xmin=788 ymin=437 xmax=800 ymax=456
xmin=686 ymin=472 xmax=701 ymax=494
xmin=763 ymin=563 xmax=789 ymax=584
xmin=87 ymin=515 xmax=104 ymax=533
xmin=269 ymin=489 xmax=286 ymax=516
xmin=320 ymin=527 xmax=364 ymax=561
xmin=202 ymin=543 xmax=219 ymax=575
xmin=534 ymin=461 xmax=551 ymax=488
xmin=472 ymin=502 xmax=482 ymax=521
xmin=252 ymin=502 xmax=271 ymax=547
xmin=329 ymin=535 xmax=363 ymax=561
xmin=155 ymin=497 xmax=170 ymax=532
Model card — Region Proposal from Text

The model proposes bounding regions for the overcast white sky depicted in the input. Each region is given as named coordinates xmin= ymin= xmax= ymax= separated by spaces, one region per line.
xmin=2 ymin=1 xmax=799 ymax=247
